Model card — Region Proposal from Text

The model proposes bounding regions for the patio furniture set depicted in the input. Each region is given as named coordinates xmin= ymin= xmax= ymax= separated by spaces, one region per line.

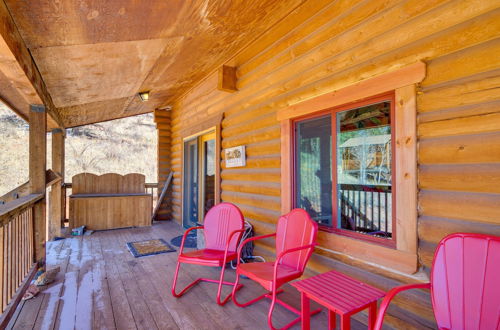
xmin=171 ymin=203 xmax=500 ymax=330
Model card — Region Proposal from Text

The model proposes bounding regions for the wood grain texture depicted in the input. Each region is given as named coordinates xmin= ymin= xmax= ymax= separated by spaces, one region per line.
xmin=69 ymin=195 xmax=151 ymax=231
xmin=48 ymin=129 xmax=64 ymax=240
xmin=276 ymin=62 xmax=426 ymax=121
xmin=28 ymin=106 xmax=46 ymax=261
xmin=0 ymin=1 xmax=63 ymax=128
xmin=70 ymin=173 xmax=151 ymax=230
xmin=71 ymin=173 xmax=146 ymax=195
xmin=394 ymin=85 xmax=417 ymax=254
xmin=32 ymin=39 xmax=169 ymax=108
xmin=217 ymin=65 xmax=238 ymax=92
xmin=3 ymin=0 xmax=306 ymax=127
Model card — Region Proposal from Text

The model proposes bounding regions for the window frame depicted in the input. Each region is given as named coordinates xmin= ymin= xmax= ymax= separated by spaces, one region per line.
xmin=291 ymin=92 xmax=397 ymax=248
xmin=278 ymin=62 xmax=425 ymax=274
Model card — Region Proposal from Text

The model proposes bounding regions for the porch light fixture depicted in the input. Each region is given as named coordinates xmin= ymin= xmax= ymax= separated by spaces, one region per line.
xmin=138 ymin=91 xmax=150 ymax=102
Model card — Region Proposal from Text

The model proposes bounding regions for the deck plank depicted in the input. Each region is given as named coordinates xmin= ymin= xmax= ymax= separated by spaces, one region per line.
xmin=101 ymin=229 xmax=158 ymax=330
xmin=10 ymin=238 xmax=68 ymax=330
xmin=33 ymin=238 xmax=72 ymax=330
xmin=74 ymin=237 xmax=95 ymax=329
xmin=53 ymin=237 xmax=82 ymax=329
xmin=89 ymin=234 xmax=116 ymax=330
xmin=117 ymin=226 xmax=178 ymax=329
xmin=97 ymin=233 xmax=136 ymax=330
xmin=9 ymin=221 xmax=366 ymax=330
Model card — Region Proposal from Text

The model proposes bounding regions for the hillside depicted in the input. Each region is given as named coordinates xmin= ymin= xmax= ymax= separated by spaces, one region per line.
xmin=0 ymin=104 xmax=157 ymax=196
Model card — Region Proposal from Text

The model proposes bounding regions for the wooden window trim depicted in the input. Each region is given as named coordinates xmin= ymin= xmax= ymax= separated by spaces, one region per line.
xmin=280 ymin=62 xmax=425 ymax=274
xmin=291 ymin=93 xmax=397 ymax=248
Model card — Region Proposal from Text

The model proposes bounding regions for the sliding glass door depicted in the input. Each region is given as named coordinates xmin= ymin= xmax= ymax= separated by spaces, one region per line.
xmin=182 ymin=131 xmax=216 ymax=228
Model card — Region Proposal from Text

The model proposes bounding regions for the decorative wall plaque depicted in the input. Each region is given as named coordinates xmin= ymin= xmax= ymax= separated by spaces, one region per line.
xmin=225 ymin=145 xmax=246 ymax=168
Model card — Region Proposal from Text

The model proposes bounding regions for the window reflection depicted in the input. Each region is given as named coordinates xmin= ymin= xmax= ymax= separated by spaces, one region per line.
xmin=336 ymin=101 xmax=392 ymax=238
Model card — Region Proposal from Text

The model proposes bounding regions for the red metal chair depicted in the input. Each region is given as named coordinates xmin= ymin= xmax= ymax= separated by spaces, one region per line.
xmin=375 ymin=233 xmax=500 ymax=330
xmin=171 ymin=202 xmax=245 ymax=305
xmin=232 ymin=208 xmax=320 ymax=330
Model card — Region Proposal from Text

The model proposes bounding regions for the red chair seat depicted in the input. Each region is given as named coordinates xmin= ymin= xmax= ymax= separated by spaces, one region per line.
xmin=238 ymin=262 xmax=302 ymax=291
xmin=179 ymin=249 xmax=238 ymax=267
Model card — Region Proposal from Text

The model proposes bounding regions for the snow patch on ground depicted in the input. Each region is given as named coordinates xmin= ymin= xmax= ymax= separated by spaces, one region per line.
xmin=39 ymin=283 xmax=62 ymax=330
xmin=75 ymin=268 xmax=93 ymax=330
xmin=59 ymin=271 xmax=78 ymax=328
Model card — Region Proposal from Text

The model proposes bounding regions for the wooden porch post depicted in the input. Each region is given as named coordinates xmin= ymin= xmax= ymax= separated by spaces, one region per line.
xmin=29 ymin=104 xmax=47 ymax=262
xmin=154 ymin=109 xmax=172 ymax=220
xmin=48 ymin=128 xmax=64 ymax=240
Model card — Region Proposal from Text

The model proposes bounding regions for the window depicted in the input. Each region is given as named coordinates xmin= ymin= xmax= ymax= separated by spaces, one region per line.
xmin=293 ymin=94 xmax=395 ymax=246
xmin=279 ymin=62 xmax=424 ymax=273
xmin=295 ymin=115 xmax=332 ymax=226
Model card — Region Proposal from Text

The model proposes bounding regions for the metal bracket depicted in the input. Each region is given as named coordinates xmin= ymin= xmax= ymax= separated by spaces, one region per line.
xmin=30 ymin=104 xmax=45 ymax=113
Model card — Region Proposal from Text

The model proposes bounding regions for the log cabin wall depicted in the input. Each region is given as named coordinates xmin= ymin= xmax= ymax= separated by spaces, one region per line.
xmin=158 ymin=0 xmax=500 ymax=328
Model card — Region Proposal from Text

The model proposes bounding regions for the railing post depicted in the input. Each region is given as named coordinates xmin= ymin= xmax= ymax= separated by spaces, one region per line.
xmin=29 ymin=104 xmax=47 ymax=263
xmin=48 ymin=128 xmax=65 ymax=240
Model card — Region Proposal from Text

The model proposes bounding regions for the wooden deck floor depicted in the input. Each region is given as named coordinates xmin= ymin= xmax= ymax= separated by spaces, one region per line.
xmin=8 ymin=221 xmax=365 ymax=330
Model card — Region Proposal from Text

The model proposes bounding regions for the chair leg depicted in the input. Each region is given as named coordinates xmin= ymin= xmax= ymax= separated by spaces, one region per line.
xmin=216 ymin=262 xmax=243 ymax=305
xmin=232 ymin=273 xmax=269 ymax=307
xmin=232 ymin=273 xmax=320 ymax=329
xmin=172 ymin=261 xmax=242 ymax=304
xmin=267 ymin=289 xmax=309 ymax=330
xmin=171 ymin=261 xmax=202 ymax=298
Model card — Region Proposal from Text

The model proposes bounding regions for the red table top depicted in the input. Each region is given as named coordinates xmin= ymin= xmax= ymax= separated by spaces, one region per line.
xmin=291 ymin=270 xmax=385 ymax=315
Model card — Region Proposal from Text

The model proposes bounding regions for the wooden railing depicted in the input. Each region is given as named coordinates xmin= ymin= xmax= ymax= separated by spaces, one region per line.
xmin=0 ymin=182 xmax=29 ymax=206
xmin=0 ymin=194 xmax=42 ymax=325
xmin=145 ymin=183 xmax=158 ymax=214
xmin=338 ymin=184 xmax=392 ymax=238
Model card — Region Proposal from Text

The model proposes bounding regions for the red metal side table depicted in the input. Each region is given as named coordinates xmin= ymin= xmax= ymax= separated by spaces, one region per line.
xmin=291 ymin=270 xmax=385 ymax=329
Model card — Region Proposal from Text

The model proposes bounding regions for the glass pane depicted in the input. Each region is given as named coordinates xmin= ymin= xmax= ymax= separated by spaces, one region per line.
xmin=336 ymin=101 xmax=392 ymax=238
xmin=295 ymin=115 xmax=332 ymax=226
xmin=183 ymin=139 xmax=199 ymax=228
xmin=203 ymin=139 xmax=215 ymax=216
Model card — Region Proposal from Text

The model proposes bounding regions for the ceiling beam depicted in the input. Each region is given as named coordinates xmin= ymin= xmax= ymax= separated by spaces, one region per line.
xmin=0 ymin=0 xmax=64 ymax=128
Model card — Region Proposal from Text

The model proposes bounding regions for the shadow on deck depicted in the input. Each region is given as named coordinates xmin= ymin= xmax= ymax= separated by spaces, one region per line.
xmin=8 ymin=221 xmax=365 ymax=329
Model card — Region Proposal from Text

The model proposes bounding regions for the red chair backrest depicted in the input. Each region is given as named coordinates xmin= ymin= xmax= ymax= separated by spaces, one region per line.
xmin=203 ymin=202 xmax=244 ymax=252
xmin=431 ymin=233 xmax=500 ymax=330
xmin=275 ymin=208 xmax=318 ymax=272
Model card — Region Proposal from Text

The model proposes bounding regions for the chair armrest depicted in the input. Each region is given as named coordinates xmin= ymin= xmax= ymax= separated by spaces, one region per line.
xmin=275 ymin=243 xmax=317 ymax=264
xmin=222 ymin=229 xmax=246 ymax=263
xmin=273 ymin=244 xmax=317 ymax=288
xmin=236 ymin=233 xmax=276 ymax=266
xmin=179 ymin=226 xmax=203 ymax=254
xmin=374 ymin=282 xmax=431 ymax=330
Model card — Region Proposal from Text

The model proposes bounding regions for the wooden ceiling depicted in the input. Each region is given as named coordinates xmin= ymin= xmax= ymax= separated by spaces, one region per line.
xmin=1 ymin=0 xmax=305 ymax=128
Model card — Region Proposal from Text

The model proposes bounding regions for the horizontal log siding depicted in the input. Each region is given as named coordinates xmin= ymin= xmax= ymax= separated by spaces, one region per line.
xmin=160 ymin=0 xmax=500 ymax=328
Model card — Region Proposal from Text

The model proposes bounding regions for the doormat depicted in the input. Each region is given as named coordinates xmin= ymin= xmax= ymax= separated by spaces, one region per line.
xmin=170 ymin=233 xmax=197 ymax=248
xmin=126 ymin=239 xmax=176 ymax=258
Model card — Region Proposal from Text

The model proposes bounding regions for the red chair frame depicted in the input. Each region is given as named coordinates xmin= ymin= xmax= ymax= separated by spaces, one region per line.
xmin=232 ymin=209 xmax=321 ymax=330
xmin=374 ymin=233 xmax=500 ymax=330
xmin=171 ymin=203 xmax=245 ymax=305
